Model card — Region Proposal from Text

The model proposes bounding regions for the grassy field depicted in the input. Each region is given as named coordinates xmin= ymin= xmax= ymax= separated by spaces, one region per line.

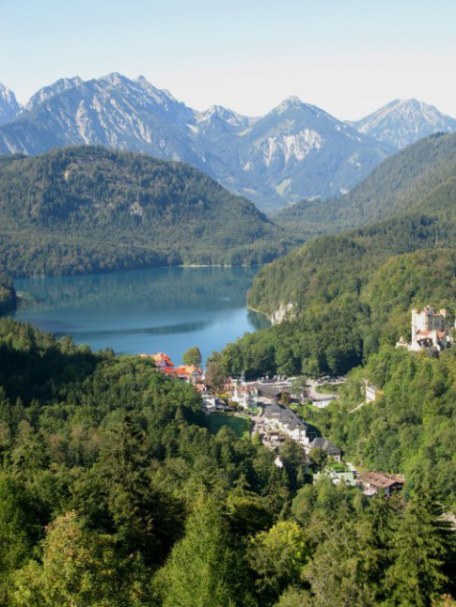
xmin=326 ymin=461 xmax=349 ymax=473
xmin=206 ymin=414 xmax=251 ymax=438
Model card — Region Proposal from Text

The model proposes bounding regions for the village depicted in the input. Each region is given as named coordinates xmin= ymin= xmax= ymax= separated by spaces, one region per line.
xmin=140 ymin=323 xmax=425 ymax=499
xmin=139 ymin=305 xmax=454 ymax=499
xmin=141 ymin=305 xmax=456 ymax=498
xmin=145 ymin=349 xmax=406 ymax=497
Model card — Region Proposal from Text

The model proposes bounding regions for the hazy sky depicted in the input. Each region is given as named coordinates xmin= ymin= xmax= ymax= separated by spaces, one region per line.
xmin=1 ymin=0 xmax=455 ymax=120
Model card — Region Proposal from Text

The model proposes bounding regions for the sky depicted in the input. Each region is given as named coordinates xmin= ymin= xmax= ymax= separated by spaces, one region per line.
xmin=0 ymin=0 xmax=455 ymax=120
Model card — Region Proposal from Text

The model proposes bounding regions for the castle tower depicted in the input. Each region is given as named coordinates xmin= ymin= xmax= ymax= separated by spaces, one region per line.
xmin=410 ymin=306 xmax=450 ymax=351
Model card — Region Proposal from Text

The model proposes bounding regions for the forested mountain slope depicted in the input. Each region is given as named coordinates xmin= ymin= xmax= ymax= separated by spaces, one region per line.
xmin=321 ymin=338 xmax=456 ymax=506
xmin=0 ymin=146 xmax=292 ymax=276
xmin=275 ymin=132 xmax=456 ymax=238
xmin=215 ymin=149 xmax=456 ymax=529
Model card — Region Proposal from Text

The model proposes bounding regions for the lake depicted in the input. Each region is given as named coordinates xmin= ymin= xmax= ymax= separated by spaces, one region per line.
xmin=12 ymin=266 xmax=268 ymax=364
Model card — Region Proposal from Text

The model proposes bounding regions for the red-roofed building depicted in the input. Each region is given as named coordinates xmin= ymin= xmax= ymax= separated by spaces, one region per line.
xmin=151 ymin=352 xmax=175 ymax=369
xmin=140 ymin=353 xmax=205 ymax=390
xmin=358 ymin=472 xmax=405 ymax=497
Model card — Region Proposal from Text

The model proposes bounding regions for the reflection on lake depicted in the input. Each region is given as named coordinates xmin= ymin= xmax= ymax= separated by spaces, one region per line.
xmin=13 ymin=266 xmax=269 ymax=363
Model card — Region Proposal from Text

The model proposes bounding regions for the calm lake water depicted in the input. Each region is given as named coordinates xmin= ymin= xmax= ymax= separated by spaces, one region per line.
xmin=13 ymin=266 xmax=268 ymax=364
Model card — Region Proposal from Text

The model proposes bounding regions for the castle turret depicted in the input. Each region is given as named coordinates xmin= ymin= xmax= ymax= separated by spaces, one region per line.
xmin=409 ymin=306 xmax=451 ymax=352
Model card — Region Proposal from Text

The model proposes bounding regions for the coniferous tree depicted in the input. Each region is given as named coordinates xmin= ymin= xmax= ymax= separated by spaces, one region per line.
xmin=384 ymin=497 xmax=452 ymax=607
xmin=182 ymin=347 xmax=202 ymax=367
xmin=154 ymin=497 xmax=255 ymax=607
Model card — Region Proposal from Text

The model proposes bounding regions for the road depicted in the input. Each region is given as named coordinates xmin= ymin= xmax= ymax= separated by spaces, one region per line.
xmin=306 ymin=379 xmax=339 ymax=402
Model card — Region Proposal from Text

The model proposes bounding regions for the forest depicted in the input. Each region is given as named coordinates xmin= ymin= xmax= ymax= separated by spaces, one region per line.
xmin=0 ymin=274 xmax=16 ymax=314
xmin=0 ymin=318 xmax=454 ymax=606
xmin=0 ymin=147 xmax=292 ymax=277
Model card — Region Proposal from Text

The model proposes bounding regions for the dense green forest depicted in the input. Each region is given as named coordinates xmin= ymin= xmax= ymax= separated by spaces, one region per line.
xmin=0 ymin=147 xmax=293 ymax=277
xmin=307 ymin=345 xmax=456 ymax=507
xmin=0 ymin=274 xmax=16 ymax=314
xmin=274 ymin=132 xmax=456 ymax=239
xmin=0 ymin=318 xmax=454 ymax=606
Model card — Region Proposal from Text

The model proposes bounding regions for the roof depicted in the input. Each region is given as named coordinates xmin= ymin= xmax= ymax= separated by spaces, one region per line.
xmin=257 ymin=384 xmax=289 ymax=398
xmin=418 ymin=306 xmax=446 ymax=317
xmin=359 ymin=472 xmax=405 ymax=489
xmin=311 ymin=437 xmax=341 ymax=454
xmin=416 ymin=329 xmax=431 ymax=337
xmin=151 ymin=352 xmax=175 ymax=367
xmin=174 ymin=365 xmax=202 ymax=375
xmin=262 ymin=403 xmax=307 ymax=431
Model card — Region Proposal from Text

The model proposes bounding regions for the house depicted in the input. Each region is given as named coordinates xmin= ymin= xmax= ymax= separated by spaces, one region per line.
xmin=149 ymin=352 xmax=175 ymax=369
xmin=230 ymin=380 xmax=259 ymax=408
xmin=261 ymin=403 xmax=316 ymax=447
xmin=309 ymin=437 xmax=342 ymax=462
xmin=358 ymin=472 xmax=405 ymax=497
xmin=312 ymin=397 xmax=335 ymax=409
xmin=173 ymin=364 xmax=204 ymax=384
xmin=257 ymin=384 xmax=291 ymax=404
xmin=228 ymin=377 xmax=294 ymax=408
xmin=202 ymin=396 xmax=227 ymax=412
xmin=142 ymin=353 xmax=204 ymax=388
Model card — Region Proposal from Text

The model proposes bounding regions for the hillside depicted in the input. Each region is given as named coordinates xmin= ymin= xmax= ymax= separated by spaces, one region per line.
xmin=0 ymin=74 xmax=391 ymax=211
xmin=218 ymin=220 xmax=456 ymax=379
xmin=0 ymin=146 xmax=292 ymax=277
xmin=275 ymin=132 xmax=456 ymax=238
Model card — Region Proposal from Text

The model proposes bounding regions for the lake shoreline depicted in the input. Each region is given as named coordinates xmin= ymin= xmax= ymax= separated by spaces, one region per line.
xmin=12 ymin=266 xmax=266 ymax=364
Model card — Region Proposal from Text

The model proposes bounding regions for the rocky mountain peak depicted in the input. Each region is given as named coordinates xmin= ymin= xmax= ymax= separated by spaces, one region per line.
xmin=0 ymin=83 xmax=22 ymax=125
xmin=353 ymin=98 xmax=456 ymax=149
xmin=274 ymin=96 xmax=305 ymax=113
xmin=26 ymin=76 xmax=83 ymax=111
xmin=198 ymin=104 xmax=248 ymax=128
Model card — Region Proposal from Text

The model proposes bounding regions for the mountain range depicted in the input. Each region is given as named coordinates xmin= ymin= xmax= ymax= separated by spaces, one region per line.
xmin=0 ymin=74 xmax=454 ymax=211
